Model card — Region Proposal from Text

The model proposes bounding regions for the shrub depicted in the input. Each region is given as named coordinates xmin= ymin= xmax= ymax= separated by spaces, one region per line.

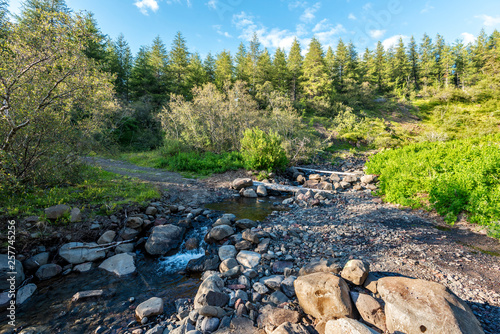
xmin=240 ymin=127 xmax=288 ymax=172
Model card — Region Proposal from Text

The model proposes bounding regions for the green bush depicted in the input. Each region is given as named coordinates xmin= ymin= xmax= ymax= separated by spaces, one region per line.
xmin=366 ymin=134 xmax=500 ymax=238
xmin=241 ymin=127 xmax=288 ymax=172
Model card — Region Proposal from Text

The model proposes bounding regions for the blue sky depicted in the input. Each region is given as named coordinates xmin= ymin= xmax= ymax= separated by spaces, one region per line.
xmin=8 ymin=0 xmax=500 ymax=57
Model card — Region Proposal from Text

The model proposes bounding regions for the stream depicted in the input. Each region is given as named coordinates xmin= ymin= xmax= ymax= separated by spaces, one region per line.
xmin=0 ymin=196 xmax=289 ymax=334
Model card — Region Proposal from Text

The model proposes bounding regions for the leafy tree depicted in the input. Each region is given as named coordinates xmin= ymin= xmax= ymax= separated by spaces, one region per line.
xmin=169 ymin=31 xmax=190 ymax=96
xmin=287 ymin=38 xmax=303 ymax=101
xmin=215 ymin=49 xmax=233 ymax=89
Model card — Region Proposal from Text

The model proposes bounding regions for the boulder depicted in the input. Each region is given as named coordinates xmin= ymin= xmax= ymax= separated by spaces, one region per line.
xmin=233 ymin=178 xmax=253 ymax=190
xmin=299 ymin=258 xmax=341 ymax=276
xmin=59 ymin=242 xmax=106 ymax=264
xmin=201 ymin=317 xmax=220 ymax=333
xmin=186 ymin=255 xmax=220 ymax=273
xmin=184 ymin=237 xmax=199 ymax=250
xmin=257 ymin=305 xmax=300 ymax=332
xmin=242 ymin=229 xmax=260 ymax=244
xmin=70 ymin=208 xmax=82 ymax=222
xmin=243 ymin=189 xmax=258 ymax=198
xmin=97 ymin=230 xmax=116 ymax=245
xmin=235 ymin=219 xmax=257 ymax=230
xmin=145 ymin=206 xmax=158 ymax=215
xmin=294 ymin=272 xmax=353 ymax=321
xmin=74 ymin=262 xmax=93 ymax=273
xmin=208 ymin=225 xmax=235 ymax=241
xmin=256 ymin=185 xmax=268 ymax=197
xmin=23 ymin=252 xmax=50 ymax=273
xmin=281 ymin=276 xmax=296 ymax=298
xmin=120 ymin=228 xmax=139 ymax=240
xmin=236 ymin=251 xmax=261 ymax=269
xmin=378 ymin=277 xmax=484 ymax=334
xmin=44 ymin=204 xmax=70 ymax=220
xmin=16 ymin=283 xmax=37 ymax=305
xmin=0 ymin=255 xmax=24 ymax=290
xmin=360 ymin=175 xmax=376 ymax=184
xmin=350 ymin=292 xmax=386 ymax=332
xmin=126 ymin=217 xmax=144 ymax=229
xmin=363 ymin=273 xmax=378 ymax=294
xmin=341 ymin=260 xmax=369 ymax=285
xmin=135 ymin=297 xmax=164 ymax=320
xmin=219 ymin=258 xmax=239 ymax=273
xmin=213 ymin=217 xmax=232 ymax=227
xmin=325 ymin=318 xmax=379 ymax=334
xmin=145 ymin=225 xmax=184 ymax=256
xmin=218 ymin=245 xmax=237 ymax=261
xmin=35 ymin=264 xmax=62 ymax=280
xmin=260 ymin=275 xmax=284 ymax=290
xmin=194 ymin=274 xmax=225 ymax=309
xmin=99 ymin=253 xmax=136 ymax=277
xmin=116 ymin=243 xmax=134 ymax=254
xmin=271 ymin=322 xmax=310 ymax=334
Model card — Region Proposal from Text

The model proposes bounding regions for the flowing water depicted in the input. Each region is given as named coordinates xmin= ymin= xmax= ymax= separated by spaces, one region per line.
xmin=0 ymin=196 xmax=289 ymax=334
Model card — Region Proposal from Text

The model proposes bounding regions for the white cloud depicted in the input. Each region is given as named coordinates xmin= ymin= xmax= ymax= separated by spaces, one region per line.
xmin=213 ymin=25 xmax=233 ymax=38
xmin=420 ymin=1 xmax=434 ymax=13
xmin=315 ymin=24 xmax=345 ymax=45
xmin=382 ymin=34 xmax=408 ymax=49
xmin=369 ymin=29 xmax=386 ymax=39
xmin=288 ymin=1 xmax=307 ymax=10
xmin=134 ymin=0 xmax=159 ymax=15
xmin=461 ymin=32 xmax=476 ymax=45
xmin=166 ymin=0 xmax=192 ymax=7
xmin=300 ymin=2 xmax=321 ymax=23
xmin=475 ymin=14 xmax=500 ymax=27
xmin=206 ymin=0 xmax=218 ymax=9
xmin=362 ymin=3 xmax=372 ymax=11
xmin=313 ymin=19 xmax=330 ymax=32
xmin=348 ymin=13 xmax=357 ymax=20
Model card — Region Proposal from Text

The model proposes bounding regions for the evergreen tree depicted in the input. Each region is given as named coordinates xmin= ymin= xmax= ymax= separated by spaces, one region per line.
xmin=129 ymin=46 xmax=156 ymax=101
xmin=148 ymin=36 xmax=169 ymax=101
xmin=325 ymin=46 xmax=335 ymax=81
xmin=215 ymin=50 xmax=233 ymax=89
xmin=287 ymin=38 xmax=303 ymax=101
xmin=301 ymin=37 xmax=331 ymax=111
xmin=234 ymin=42 xmax=248 ymax=82
xmin=272 ymin=47 xmax=289 ymax=95
xmin=333 ymin=38 xmax=348 ymax=91
xmin=390 ymin=37 xmax=410 ymax=92
xmin=408 ymin=36 xmax=420 ymax=90
xmin=104 ymin=34 xmax=133 ymax=100
xmin=420 ymin=33 xmax=435 ymax=87
xmin=256 ymin=48 xmax=273 ymax=86
xmin=169 ymin=31 xmax=190 ymax=96
xmin=471 ymin=29 xmax=488 ymax=83
xmin=452 ymin=40 xmax=473 ymax=89
xmin=374 ymin=41 xmax=387 ymax=93
xmin=187 ymin=53 xmax=208 ymax=91
xmin=435 ymin=34 xmax=447 ymax=87
xmin=345 ymin=41 xmax=359 ymax=81
xmin=361 ymin=48 xmax=374 ymax=84
xmin=203 ymin=52 xmax=216 ymax=83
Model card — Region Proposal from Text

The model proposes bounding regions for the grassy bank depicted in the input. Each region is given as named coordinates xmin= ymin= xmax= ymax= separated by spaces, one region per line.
xmin=1 ymin=165 xmax=160 ymax=217
xmin=366 ymin=133 xmax=500 ymax=238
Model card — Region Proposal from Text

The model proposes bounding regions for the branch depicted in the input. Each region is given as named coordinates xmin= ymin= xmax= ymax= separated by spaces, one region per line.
xmin=1 ymin=119 xmax=30 ymax=151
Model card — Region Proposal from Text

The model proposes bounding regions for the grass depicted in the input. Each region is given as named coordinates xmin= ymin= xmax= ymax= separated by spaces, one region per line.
xmin=366 ymin=133 xmax=500 ymax=238
xmin=120 ymin=148 xmax=244 ymax=177
xmin=1 ymin=165 xmax=160 ymax=217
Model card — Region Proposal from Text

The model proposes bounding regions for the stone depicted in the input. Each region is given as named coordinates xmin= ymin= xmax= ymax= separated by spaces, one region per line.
xmin=0 ymin=292 xmax=11 ymax=310
xmin=282 ymin=198 xmax=294 ymax=205
xmin=341 ymin=260 xmax=369 ymax=285
xmin=255 ymin=238 xmax=271 ymax=254
xmin=16 ymin=283 xmax=37 ymax=305
xmin=145 ymin=206 xmax=158 ymax=215
xmin=222 ymin=213 xmax=236 ymax=222
xmin=72 ymin=290 xmax=105 ymax=302
xmin=145 ymin=325 xmax=164 ymax=334
xmin=126 ymin=217 xmax=144 ymax=229
xmin=281 ymin=276 xmax=296 ymax=298
xmin=271 ymin=322 xmax=310 ymax=334
xmin=256 ymin=185 xmax=268 ymax=197
xmin=35 ymin=264 xmax=62 ymax=280
xmin=269 ymin=290 xmax=289 ymax=305
xmin=194 ymin=274 xmax=225 ymax=309
xmin=378 ymin=277 xmax=484 ymax=334
xmin=236 ymin=251 xmax=261 ymax=268
xmin=208 ymin=225 xmax=235 ymax=241
xmin=309 ymin=174 xmax=322 ymax=180
xmin=238 ymin=275 xmax=251 ymax=288
xmin=242 ymin=229 xmax=260 ymax=244
xmin=257 ymin=305 xmax=300 ymax=332
xmin=74 ymin=262 xmax=93 ymax=273
xmin=272 ymin=261 xmax=293 ymax=274
xmin=260 ymin=275 xmax=284 ymax=290
xmin=304 ymin=179 xmax=319 ymax=188
xmin=70 ymin=208 xmax=82 ymax=222
xmin=99 ymin=253 xmax=136 ymax=277
xmin=135 ymin=297 xmax=163 ymax=320
xmin=235 ymin=240 xmax=253 ymax=250
xmin=362 ymin=273 xmax=378 ymax=294
xmin=97 ymin=230 xmax=116 ymax=245
xmin=186 ymin=255 xmax=220 ymax=273
xmin=219 ymin=258 xmax=238 ymax=273
xmin=200 ymin=317 xmax=220 ymax=333
xmin=120 ymin=228 xmax=139 ymax=240
xmin=218 ymin=245 xmax=237 ymax=261
xmin=360 ymin=175 xmax=376 ymax=184
xmin=299 ymin=258 xmax=341 ymax=276
xmin=324 ymin=318 xmax=379 ymax=334
xmin=145 ymin=225 xmax=184 ymax=256
xmin=233 ymin=178 xmax=253 ymax=190
xmin=185 ymin=237 xmax=199 ymax=250
xmin=198 ymin=305 xmax=225 ymax=318
xmin=23 ymin=252 xmax=49 ymax=273
xmin=243 ymin=189 xmax=258 ymax=198
xmin=44 ymin=204 xmax=71 ymax=220
xmin=235 ymin=219 xmax=257 ymax=230
xmin=116 ymin=243 xmax=134 ymax=254
xmin=317 ymin=182 xmax=333 ymax=191
xmin=222 ymin=265 xmax=243 ymax=278
xmin=213 ymin=217 xmax=232 ymax=227
xmin=350 ymin=292 xmax=386 ymax=332
xmin=329 ymin=174 xmax=341 ymax=183
xmin=294 ymin=272 xmax=353 ymax=321
xmin=230 ymin=316 xmax=258 ymax=333
xmin=253 ymin=282 xmax=269 ymax=294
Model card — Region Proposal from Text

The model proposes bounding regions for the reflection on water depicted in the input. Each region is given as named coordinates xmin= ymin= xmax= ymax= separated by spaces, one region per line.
xmin=204 ymin=195 xmax=289 ymax=221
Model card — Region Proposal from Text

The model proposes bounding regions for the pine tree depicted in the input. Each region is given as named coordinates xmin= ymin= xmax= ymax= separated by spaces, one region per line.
xmin=234 ymin=42 xmax=248 ymax=82
xmin=186 ymin=53 xmax=208 ymax=93
xmin=129 ymin=46 xmax=156 ymax=101
xmin=148 ymin=36 xmax=169 ymax=101
xmin=203 ymin=52 xmax=216 ymax=83
xmin=435 ymin=34 xmax=447 ymax=87
xmin=390 ymin=37 xmax=410 ymax=92
xmin=245 ymin=32 xmax=262 ymax=92
xmin=408 ymin=36 xmax=420 ymax=91
xmin=374 ymin=41 xmax=387 ymax=93
xmin=452 ymin=40 xmax=473 ymax=89
xmin=361 ymin=48 xmax=374 ymax=85
xmin=104 ymin=34 xmax=133 ymax=100
xmin=471 ymin=29 xmax=488 ymax=83
xmin=272 ymin=47 xmax=289 ymax=95
xmin=420 ymin=33 xmax=435 ymax=87
xmin=345 ymin=41 xmax=359 ymax=81
xmin=287 ymin=38 xmax=303 ymax=101
xmin=301 ymin=37 xmax=331 ymax=111
xmin=215 ymin=50 xmax=233 ymax=89
xmin=333 ymin=38 xmax=348 ymax=91
xmin=256 ymin=48 xmax=273 ymax=86
xmin=169 ymin=31 xmax=190 ymax=96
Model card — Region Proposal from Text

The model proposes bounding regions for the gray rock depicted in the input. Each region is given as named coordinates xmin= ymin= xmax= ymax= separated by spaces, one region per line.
xmin=135 ymin=297 xmax=164 ymax=320
xmin=299 ymin=258 xmax=341 ymax=276
xmin=242 ymin=229 xmax=260 ymax=244
xmin=70 ymin=208 xmax=82 ymax=222
xmin=218 ymin=245 xmax=237 ymax=261
xmin=44 ymin=204 xmax=70 ymax=220
xmin=16 ymin=283 xmax=37 ymax=305
xmin=200 ymin=317 xmax=220 ymax=333
xmin=219 ymin=258 xmax=238 ymax=273
xmin=235 ymin=219 xmax=257 ymax=230
xmin=341 ymin=260 xmax=369 ymax=285
xmin=145 ymin=206 xmax=158 ymax=215
xmin=208 ymin=225 xmax=235 ymax=241
xmin=281 ymin=276 xmax=296 ymax=298
xmin=360 ymin=175 xmax=376 ymax=184
xmin=234 ymin=289 xmax=248 ymax=302
xmin=260 ymin=275 xmax=284 ymax=290
xmin=243 ymin=189 xmax=258 ymax=198
xmin=236 ymin=251 xmax=261 ymax=269
xmin=126 ymin=216 xmax=144 ymax=229
xmin=97 ymin=230 xmax=116 ymax=245
xmin=256 ymin=185 xmax=268 ymax=197
xmin=120 ymin=227 xmax=139 ymax=240
xmin=282 ymin=198 xmax=294 ymax=205
xmin=232 ymin=178 xmax=253 ymax=190
xmin=99 ymin=253 xmax=136 ymax=277
xmin=0 ymin=292 xmax=11 ymax=310
xmin=59 ymin=242 xmax=106 ymax=265
xmin=269 ymin=290 xmax=289 ymax=305
xmin=72 ymin=290 xmax=105 ymax=302
xmin=35 ymin=264 xmax=62 ymax=280
xmin=272 ymin=261 xmax=293 ymax=274
xmin=73 ymin=262 xmax=92 ymax=273
xmin=23 ymin=252 xmax=50 ymax=273
xmin=115 ymin=243 xmax=134 ymax=254
xmin=145 ymin=324 xmax=164 ymax=334
xmin=145 ymin=225 xmax=184 ymax=256
xmin=325 ymin=318 xmax=379 ymax=334
xmin=194 ymin=274 xmax=225 ymax=309
xmin=271 ymin=322 xmax=310 ymax=334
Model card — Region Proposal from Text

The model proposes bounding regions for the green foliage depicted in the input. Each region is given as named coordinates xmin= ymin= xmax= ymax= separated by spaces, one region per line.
xmin=366 ymin=134 xmax=500 ymax=238
xmin=0 ymin=165 xmax=160 ymax=217
xmin=241 ymin=127 xmax=288 ymax=172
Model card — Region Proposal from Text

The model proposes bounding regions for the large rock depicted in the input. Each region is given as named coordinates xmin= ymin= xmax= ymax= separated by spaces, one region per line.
xmin=235 ymin=219 xmax=257 ymax=230
xmin=236 ymin=251 xmax=261 ymax=269
xmin=325 ymin=318 xmax=379 ymax=334
xmin=0 ymin=255 xmax=25 ymax=290
xmin=59 ymin=242 xmax=106 ymax=264
xmin=186 ymin=255 xmax=220 ymax=273
xmin=256 ymin=185 xmax=268 ymax=197
xmin=360 ymin=175 xmax=376 ymax=184
xmin=44 ymin=204 xmax=70 ymax=220
xmin=233 ymin=178 xmax=253 ymax=190
xmin=135 ymin=297 xmax=164 ymax=320
xmin=145 ymin=225 xmax=184 ymax=256
xmin=97 ymin=230 xmax=116 ymax=245
xmin=23 ymin=252 xmax=49 ymax=273
xmin=70 ymin=208 xmax=82 ymax=222
xmin=218 ymin=245 xmax=237 ymax=261
xmin=341 ymin=260 xmax=369 ymax=285
xmin=378 ymin=277 xmax=484 ymax=334
xmin=126 ymin=216 xmax=144 ymax=229
xmin=35 ymin=264 xmax=62 ymax=280
xmin=271 ymin=322 xmax=310 ymax=334
xmin=299 ymin=258 xmax=341 ymax=276
xmin=208 ymin=225 xmax=235 ymax=241
xmin=350 ymin=292 xmax=386 ymax=332
xmin=257 ymin=305 xmax=300 ymax=332
xmin=16 ymin=284 xmax=37 ymax=305
xmin=294 ymin=272 xmax=353 ymax=321
xmin=242 ymin=189 xmax=258 ymax=198
xmin=194 ymin=274 xmax=225 ymax=309
xmin=99 ymin=253 xmax=136 ymax=277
